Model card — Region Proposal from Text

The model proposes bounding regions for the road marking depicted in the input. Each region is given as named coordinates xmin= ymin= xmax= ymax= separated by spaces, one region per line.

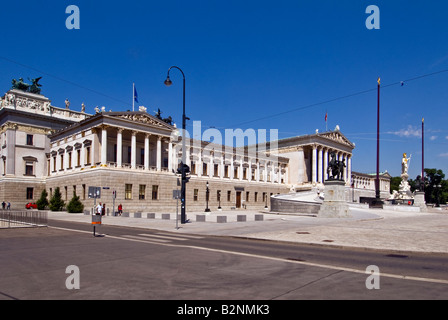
xmin=156 ymin=232 xmax=204 ymax=239
xmin=121 ymin=235 xmax=171 ymax=243
xmin=50 ymin=225 xmax=448 ymax=285
xmin=138 ymin=233 xmax=203 ymax=241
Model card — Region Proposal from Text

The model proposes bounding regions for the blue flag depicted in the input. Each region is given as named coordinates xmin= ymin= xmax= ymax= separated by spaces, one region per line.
xmin=134 ymin=85 xmax=138 ymax=103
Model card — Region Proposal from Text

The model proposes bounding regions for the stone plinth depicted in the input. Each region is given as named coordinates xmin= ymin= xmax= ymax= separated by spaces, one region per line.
xmin=413 ymin=191 xmax=427 ymax=212
xmin=318 ymin=180 xmax=351 ymax=218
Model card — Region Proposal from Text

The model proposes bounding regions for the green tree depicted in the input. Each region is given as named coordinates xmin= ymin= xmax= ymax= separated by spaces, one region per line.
xmin=390 ymin=176 xmax=402 ymax=193
xmin=49 ymin=187 xmax=65 ymax=211
xmin=66 ymin=192 xmax=84 ymax=213
xmin=36 ymin=189 xmax=49 ymax=210
xmin=424 ymin=168 xmax=447 ymax=205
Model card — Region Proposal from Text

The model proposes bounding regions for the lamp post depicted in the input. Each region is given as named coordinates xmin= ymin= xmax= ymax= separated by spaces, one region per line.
xmin=165 ymin=66 xmax=188 ymax=224
xmin=205 ymin=181 xmax=211 ymax=212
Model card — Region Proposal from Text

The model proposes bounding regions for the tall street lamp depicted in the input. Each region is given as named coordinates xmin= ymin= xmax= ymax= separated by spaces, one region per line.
xmin=205 ymin=181 xmax=211 ymax=212
xmin=165 ymin=66 xmax=189 ymax=224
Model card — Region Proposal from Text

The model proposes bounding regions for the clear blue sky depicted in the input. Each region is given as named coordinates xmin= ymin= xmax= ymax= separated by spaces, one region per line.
xmin=1 ymin=1 xmax=447 ymax=178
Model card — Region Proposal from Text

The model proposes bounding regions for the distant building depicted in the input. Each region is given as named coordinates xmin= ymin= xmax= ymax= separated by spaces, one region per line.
xmin=351 ymin=171 xmax=391 ymax=202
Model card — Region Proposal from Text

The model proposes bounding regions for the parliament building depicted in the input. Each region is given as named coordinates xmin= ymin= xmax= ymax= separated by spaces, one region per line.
xmin=0 ymin=86 xmax=389 ymax=213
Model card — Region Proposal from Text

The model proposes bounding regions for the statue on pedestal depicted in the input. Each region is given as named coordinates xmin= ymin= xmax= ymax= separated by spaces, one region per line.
xmin=391 ymin=152 xmax=413 ymax=200
xmin=327 ymin=152 xmax=346 ymax=181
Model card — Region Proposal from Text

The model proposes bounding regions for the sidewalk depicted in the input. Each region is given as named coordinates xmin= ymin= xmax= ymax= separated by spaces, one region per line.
xmin=48 ymin=206 xmax=448 ymax=254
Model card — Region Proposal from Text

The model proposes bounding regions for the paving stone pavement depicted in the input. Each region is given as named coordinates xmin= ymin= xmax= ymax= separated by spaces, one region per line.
xmin=47 ymin=206 xmax=448 ymax=254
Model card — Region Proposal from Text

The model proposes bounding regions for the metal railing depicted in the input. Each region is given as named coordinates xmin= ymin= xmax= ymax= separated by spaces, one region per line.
xmin=0 ymin=210 xmax=48 ymax=228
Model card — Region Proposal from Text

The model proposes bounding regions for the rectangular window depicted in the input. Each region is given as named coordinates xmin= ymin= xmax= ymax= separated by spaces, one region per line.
xmin=224 ymin=165 xmax=229 ymax=178
xmin=217 ymin=190 xmax=221 ymax=202
xmin=25 ymin=161 xmax=33 ymax=176
xmin=77 ymin=150 xmax=81 ymax=167
xmin=139 ymin=184 xmax=146 ymax=200
xmin=203 ymin=163 xmax=208 ymax=176
xmin=254 ymin=192 xmax=258 ymax=202
xmin=26 ymin=187 xmax=33 ymax=200
xmin=227 ymin=190 xmax=231 ymax=202
xmin=86 ymin=147 xmax=91 ymax=165
xmin=125 ymin=184 xmax=132 ymax=200
xmin=191 ymin=162 xmax=196 ymax=175
xmin=214 ymin=164 xmax=219 ymax=177
xmin=194 ymin=189 xmax=198 ymax=201
xmin=82 ymin=184 xmax=86 ymax=200
xmin=243 ymin=168 xmax=247 ymax=180
xmin=152 ymin=185 xmax=158 ymax=200
xmin=26 ymin=134 xmax=33 ymax=146
xmin=60 ymin=154 xmax=64 ymax=170
xmin=68 ymin=152 xmax=72 ymax=169
xmin=246 ymin=191 xmax=250 ymax=202
xmin=234 ymin=167 xmax=238 ymax=179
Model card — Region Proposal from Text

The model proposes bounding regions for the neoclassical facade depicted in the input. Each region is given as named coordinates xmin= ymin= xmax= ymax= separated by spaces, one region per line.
xmin=1 ymin=87 xmax=362 ymax=212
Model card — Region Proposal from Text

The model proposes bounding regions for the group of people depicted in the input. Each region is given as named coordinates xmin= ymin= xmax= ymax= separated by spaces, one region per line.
xmin=95 ymin=202 xmax=123 ymax=216
xmin=1 ymin=201 xmax=10 ymax=210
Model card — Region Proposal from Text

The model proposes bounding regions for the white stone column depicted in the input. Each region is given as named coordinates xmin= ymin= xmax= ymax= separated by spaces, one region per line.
xmin=91 ymin=128 xmax=97 ymax=166
xmin=101 ymin=126 xmax=107 ymax=166
xmin=278 ymin=164 xmax=282 ymax=184
xmin=131 ymin=131 xmax=137 ymax=169
xmin=220 ymin=153 xmax=224 ymax=179
xmin=209 ymin=152 xmax=214 ymax=178
xmin=312 ymin=145 xmax=317 ymax=184
xmin=117 ymin=128 xmax=123 ymax=168
xmin=197 ymin=148 xmax=202 ymax=177
xmin=347 ymin=155 xmax=352 ymax=186
xmin=230 ymin=155 xmax=234 ymax=179
xmin=156 ymin=136 xmax=162 ymax=171
xmin=248 ymin=158 xmax=252 ymax=182
xmin=168 ymin=139 xmax=173 ymax=172
xmin=342 ymin=153 xmax=347 ymax=182
xmin=264 ymin=160 xmax=268 ymax=183
xmin=323 ymin=148 xmax=328 ymax=181
xmin=318 ymin=147 xmax=323 ymax=183
xmin=144 ymin=133 xmax=150 ymax=170
xmin=239 ymin=156 xmax=243 ymax=181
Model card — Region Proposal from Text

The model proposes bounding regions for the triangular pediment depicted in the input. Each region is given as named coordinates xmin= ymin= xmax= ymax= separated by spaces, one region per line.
xmin=319 ymin=131 xmax=354 ymax=148
xmin=107 ymin=112 xmax=175 ymax=130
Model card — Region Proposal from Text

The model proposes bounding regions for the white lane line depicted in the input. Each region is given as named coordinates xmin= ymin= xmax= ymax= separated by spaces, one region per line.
xmin=138 ymin=233 xmax=202 ymax=241
xmin=121 ymin=235 xmax=171 ymax=243
xmin=156 ymin=232 xmax=204 ymax=239
xmin=50 ymin=226 xmax=448 ymax=285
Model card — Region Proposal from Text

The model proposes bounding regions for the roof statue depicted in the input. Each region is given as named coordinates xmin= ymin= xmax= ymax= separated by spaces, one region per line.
xmin=11 ymin=77 xmax=43 ymax=95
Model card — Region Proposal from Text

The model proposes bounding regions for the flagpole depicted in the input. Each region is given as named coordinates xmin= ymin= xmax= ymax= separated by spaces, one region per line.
xmin=132 ymin=83 xmax=135 ymax=112
xmin=422 ymin=117 xmax=425 ymax=191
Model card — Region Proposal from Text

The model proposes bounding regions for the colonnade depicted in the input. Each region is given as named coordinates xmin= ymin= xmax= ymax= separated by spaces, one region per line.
xmin=311 ymin=144 xmax=352 ymax=184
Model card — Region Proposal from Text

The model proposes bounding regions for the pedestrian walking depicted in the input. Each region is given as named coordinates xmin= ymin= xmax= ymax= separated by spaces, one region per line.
xmin=2 ymin=201 xmax=5 ymax=210
xmin=96 ymin=202 xmax=102 ymax=215
xmin=118 ymin=204 xmax=123 ymax=216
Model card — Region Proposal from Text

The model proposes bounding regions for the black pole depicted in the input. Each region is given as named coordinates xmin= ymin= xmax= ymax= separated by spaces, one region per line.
xmin=165 ymin=66 xmax=187 ymax=224
xmin=375 ymin=77 xmax=380 ymax=200
xmin=205 ymin=182 xmax=211 ymax=212
xmin=422 ymin=117 xmax=425 ymax=191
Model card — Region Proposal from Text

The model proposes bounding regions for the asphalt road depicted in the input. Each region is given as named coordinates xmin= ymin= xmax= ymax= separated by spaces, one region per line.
xmin=1 ymin=220 xmax=448 ymax=303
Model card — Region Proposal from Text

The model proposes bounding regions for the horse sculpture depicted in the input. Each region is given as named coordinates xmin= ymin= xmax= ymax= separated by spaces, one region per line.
xmin=11 ymin=77 xmax=42 ymax=94
xmin=327 ymin=152 xmax=346 ymax=181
